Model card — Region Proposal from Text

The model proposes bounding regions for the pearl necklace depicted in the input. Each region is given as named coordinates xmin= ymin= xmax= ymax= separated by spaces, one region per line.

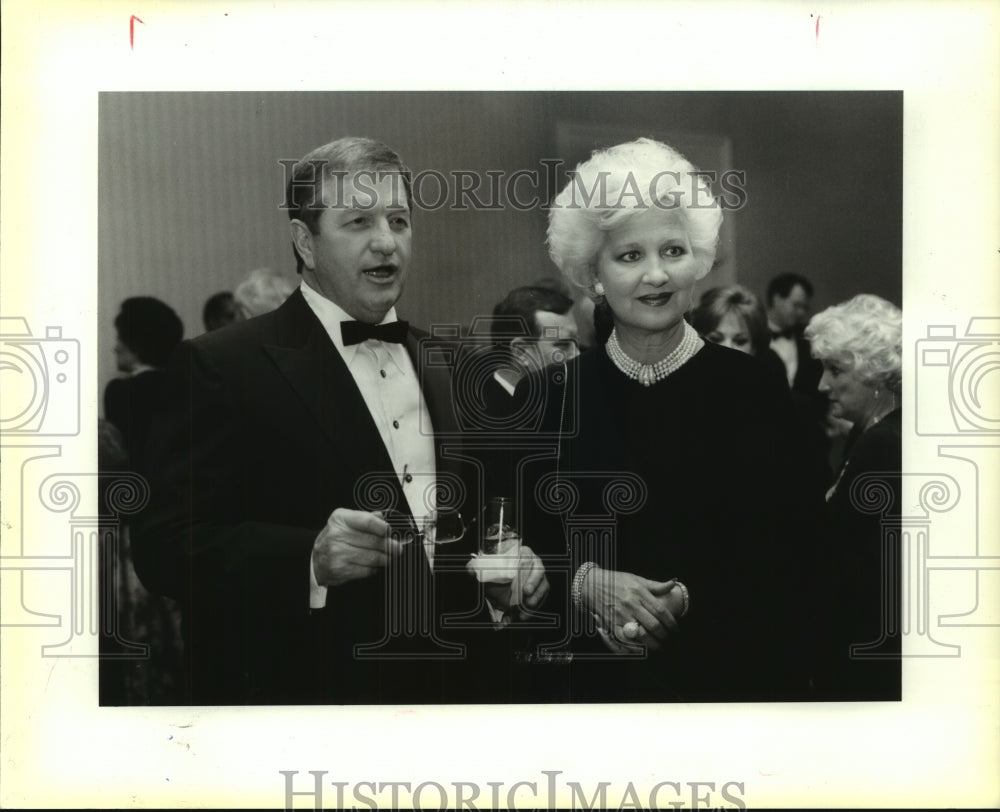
xmin=605 ymin=322 xmax=703 ymax=386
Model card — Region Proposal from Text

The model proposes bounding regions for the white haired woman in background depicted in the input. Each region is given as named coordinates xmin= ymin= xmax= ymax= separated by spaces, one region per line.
xmin=805 ymin=293 xmax=902 ymax=699
xmin=233 ymin=267 xmax=296 ymax=320
xmin=516 ymin=138 xmax=818 ymax=701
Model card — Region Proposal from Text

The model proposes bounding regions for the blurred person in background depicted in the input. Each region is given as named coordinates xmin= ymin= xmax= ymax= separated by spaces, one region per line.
xmin=689 ymin=284 xmax=788 ymax=391
xmin=104 ymin=296 xmax=184 ymax=470
xmin=233 ymin=267 xmax=296 ymax=319
xmin=202 ymin=291 xmax=241 ymax=332
xmin=532 ymin=275 xmax=597 ymax=352
xmin=805 ymin=293 xmax=902 ymax=700
xmin=488 ymin=284 xmax=580 ymax=401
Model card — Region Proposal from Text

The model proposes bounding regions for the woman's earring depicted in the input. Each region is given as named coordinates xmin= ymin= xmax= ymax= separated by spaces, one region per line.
xmin=593 ymin=282 xmax=605 ymax=296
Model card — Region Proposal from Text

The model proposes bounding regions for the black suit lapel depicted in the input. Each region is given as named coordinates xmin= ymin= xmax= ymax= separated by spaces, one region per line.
xmin=263 ymin=293 xmax=399 ymax=492
xmin=404 ymin=329 xmax=461 ymax=478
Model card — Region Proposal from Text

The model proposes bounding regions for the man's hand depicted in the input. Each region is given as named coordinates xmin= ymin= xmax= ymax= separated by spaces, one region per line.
xmin=483 ymin=545 xmax=549 ymax=626
xmin=312 ymin=508 xmax=402 ymax=588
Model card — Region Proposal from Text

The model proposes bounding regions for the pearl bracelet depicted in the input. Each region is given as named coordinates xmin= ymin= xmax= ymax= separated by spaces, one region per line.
xmin=674 ymin=580 xmax=689 ymax=618
xmin=572 ymin=562 xmax=597 ymax=611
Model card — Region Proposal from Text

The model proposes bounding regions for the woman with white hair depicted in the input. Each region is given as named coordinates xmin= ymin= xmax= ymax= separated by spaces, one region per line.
xmin=517 ymin=138 xmax=817 ymax=701
xmin=233 ymin=267 xmax=296 ymax=320
xmin=805 ymin=294 xmax=902 ymax=699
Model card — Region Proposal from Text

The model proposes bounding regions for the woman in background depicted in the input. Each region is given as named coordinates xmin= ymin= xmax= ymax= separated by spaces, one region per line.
xmin=805 ymin=294 xmax=903 ymax=699
xmin=233 ymin=267 xmax=296 ymax=320
xmin=689 ymin=284 xmax=788 ymax=389
xmin=104 ymin=296 xmax=184 ymax=470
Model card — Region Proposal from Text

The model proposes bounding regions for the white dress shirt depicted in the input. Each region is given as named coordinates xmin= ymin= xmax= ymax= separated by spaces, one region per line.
xmin=300 ymin=282 xmax=437 ymax=608
xmin=768 ymin=320 xmax=798 ymax=388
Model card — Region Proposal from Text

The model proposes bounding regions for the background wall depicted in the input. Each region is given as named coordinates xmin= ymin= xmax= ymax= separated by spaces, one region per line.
xmin=98 ymin=91 xmax=901 ymax=401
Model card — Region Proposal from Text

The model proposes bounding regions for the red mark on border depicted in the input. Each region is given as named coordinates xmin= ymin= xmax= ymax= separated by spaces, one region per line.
xmin=130 ymin=15 xmax=144 ymax=50
xmin=815 ymin=14 xmax=822 ymax=44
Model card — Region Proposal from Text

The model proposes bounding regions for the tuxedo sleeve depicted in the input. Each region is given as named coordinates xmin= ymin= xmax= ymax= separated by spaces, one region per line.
xmin=132 ymin=339 xmax=317 ymax=623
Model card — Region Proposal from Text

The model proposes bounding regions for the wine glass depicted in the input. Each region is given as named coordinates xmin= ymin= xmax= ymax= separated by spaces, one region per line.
xmin=474 ymin=496 xmax=522 ymax=609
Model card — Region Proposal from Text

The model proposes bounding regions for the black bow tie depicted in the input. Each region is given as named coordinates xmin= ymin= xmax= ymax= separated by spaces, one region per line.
xmin=341 ymin=320 xmax=409 ymax=346
xmin=771 ymin=327 xmax=796 ymax=340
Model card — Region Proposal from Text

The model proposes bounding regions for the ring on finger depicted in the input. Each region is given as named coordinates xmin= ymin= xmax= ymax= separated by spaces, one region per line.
xmin=622 ymin=620 xmax=642 ymax=639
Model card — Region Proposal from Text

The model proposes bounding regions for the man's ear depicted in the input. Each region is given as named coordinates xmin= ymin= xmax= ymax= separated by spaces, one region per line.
xmin=509 ymin=336 xmax=535 ymax=366
xmin=289 ymin=220 xmax=315 ymax=271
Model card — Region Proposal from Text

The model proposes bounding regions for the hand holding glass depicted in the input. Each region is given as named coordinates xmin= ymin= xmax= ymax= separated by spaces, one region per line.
xmin=468 ymin=497 xmax=522 ymax=609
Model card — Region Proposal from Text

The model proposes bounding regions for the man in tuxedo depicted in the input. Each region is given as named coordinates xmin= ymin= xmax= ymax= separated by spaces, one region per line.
xmin=484 ymin=285 xmax=580 ymax=413
xmin=765 ymin=272 xmax=831 ymax=492
xmin=531 ymin=275 xmax=596 ymax=351
xmin=766 ymin=272 xmax=818 ymax=389
xmin=133 ymin=137 xmax=547 ymax=704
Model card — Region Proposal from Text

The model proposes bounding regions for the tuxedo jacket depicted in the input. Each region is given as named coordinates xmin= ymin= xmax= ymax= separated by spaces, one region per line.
xmin=133 ymin=290 xmax=491 ymax=704
xmin=791 ymin=335 xmax=823 ymax=398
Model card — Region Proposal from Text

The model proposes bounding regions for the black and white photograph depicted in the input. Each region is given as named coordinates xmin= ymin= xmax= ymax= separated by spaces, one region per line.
xmin=1 ymin=3 xmax=998 ymax=809
xmin=96 ymin=90 xmax=903 ymax=708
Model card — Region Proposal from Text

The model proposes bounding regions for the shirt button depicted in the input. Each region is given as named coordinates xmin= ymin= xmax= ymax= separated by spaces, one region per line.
xmin=392 ymin=420 xmax=399 ymax=429
xmin=380 ymin=369 xmax=387 ymax=378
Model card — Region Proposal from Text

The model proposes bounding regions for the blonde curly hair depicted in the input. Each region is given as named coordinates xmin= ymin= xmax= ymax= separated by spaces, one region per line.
xmin=805 ymin=294 xmax=902 ymax=393
xmin=546 ymin=137 xmax=723 ymax=292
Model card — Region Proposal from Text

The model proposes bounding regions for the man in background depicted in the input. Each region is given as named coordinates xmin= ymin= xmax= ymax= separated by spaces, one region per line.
xmin=201 ymin=290 xmax=240 ymax=332
xmin=765 ymin=272 xmax=830 ymax=492
xmin=532 ymin=275 xmax=595 ymax=351
xmin=487 ymin=284 xmax=580 ymax=404
xmin=766 ymin=272 xmax=818 ymax=391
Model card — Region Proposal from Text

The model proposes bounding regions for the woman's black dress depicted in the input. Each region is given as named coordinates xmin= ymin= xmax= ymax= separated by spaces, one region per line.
xmin=513 ymin=341 xmax=823 ymax=702
xmin=814 ymin=408 xmax=903 ymax=700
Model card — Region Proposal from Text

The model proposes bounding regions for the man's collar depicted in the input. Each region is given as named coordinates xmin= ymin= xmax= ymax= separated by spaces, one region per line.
xmin=299 ymin=281 xmax=403 ymax=364
xmin=493 ymin=366 xmax=523 ymax=397
xmin=768 ymin=319 xmax=796 ymax=341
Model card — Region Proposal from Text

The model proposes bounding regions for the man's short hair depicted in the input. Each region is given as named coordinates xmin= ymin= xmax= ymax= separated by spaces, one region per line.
xmin=766 ymin=272 xmax=814 ymax=306
xmin=491 ymin=285 xmax=574 ymax=344
xmin=203 ymin=291 xmax=235 ymax=331
xmin=115 ymin=296 xmax=184 ymax=368
xmin=284 ymin=136 xmax=412 ymax=274
xmin=530 ymin=275 xmax=575 ymax=300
